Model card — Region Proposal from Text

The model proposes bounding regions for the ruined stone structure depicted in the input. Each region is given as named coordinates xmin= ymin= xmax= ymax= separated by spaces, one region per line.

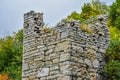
xmin=22 ymin=10 xmax=110 ymax=80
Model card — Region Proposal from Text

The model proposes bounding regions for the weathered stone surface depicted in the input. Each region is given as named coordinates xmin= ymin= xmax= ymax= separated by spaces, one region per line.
xmin=50 ymin=70 xmax=59 ymax=75
xmin=84 ymin=59 xmax=92 ymax=67
xmin=93 ymin=59 xmax=100 ymax=68
xmin=22 ymin=63 xmax=29 ymax=71
xmin=22 ymin=78 xmax=29 ymax=80
xmin=33 ymin=79 xmax=39 ymax=80
xmin=50 ymin=65 xmax=59 ymax=71
xmin=29 ymin=75 xmax=36 ymax=79
xmin=99 ymin=49 xmax=105 ymax=53
xmin=53 ymin=58 xmax=59 ymax=64
xmin=55 ymin=41 xmax=70 ymax=52
xmin=58 ymin=76 xmax=72 ymax=80
xmin=22 ymin=11 xmax=110 ymax=80
xmin=60 ymin=53 xmax=70 ymax=62
xmin=37 ymin=68 xmax=49 ymax=77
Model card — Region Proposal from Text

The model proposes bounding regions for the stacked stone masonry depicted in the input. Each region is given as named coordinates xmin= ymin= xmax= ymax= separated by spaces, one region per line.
xmin=22 ymin=10 xmax=110 ymax=80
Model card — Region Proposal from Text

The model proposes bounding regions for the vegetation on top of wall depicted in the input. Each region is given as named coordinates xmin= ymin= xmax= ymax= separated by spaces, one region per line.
xmin=80 ymin=24 xmax=94 ymax=34
xmin=43 ymin=27 xmax=53 ymax=34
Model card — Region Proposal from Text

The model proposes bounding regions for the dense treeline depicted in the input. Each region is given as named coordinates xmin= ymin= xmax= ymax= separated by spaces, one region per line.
xmin=0 ymin=30 xmax=23 ymax=80
xmin=66 ymin=0 xmax=109 ymax=21
xmin=0 ymin=0 xmax=120 ymax=80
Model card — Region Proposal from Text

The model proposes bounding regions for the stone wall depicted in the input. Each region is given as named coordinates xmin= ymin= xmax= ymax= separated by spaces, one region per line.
xmin=22 ymin=11 xmax=110 ymax=80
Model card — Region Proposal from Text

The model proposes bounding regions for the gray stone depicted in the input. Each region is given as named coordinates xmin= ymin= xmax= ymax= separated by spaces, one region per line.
xmin=22 ymin=63 xmax=29 ymax=71
xmin=58 ymin=76 xmax=72 ymax=80
xmin=99 ymin=49 xmax=105 ymax=53
xmin=53 ymin=58 xmax=59 ymax=64
xmin=93 ymin=59 xmax=99 ymax=68
xmin=60 ymin=53 xmax=70 ymax=62
xmin=55 ymin=41 xmax=70 ymax=52
xmin=22 ymin=78 xmax=29 ymax=80
xmin=84 ymin=59 xmax=92 ymax=67
xmin=37 ymin=68 xmax=49 ymax=77
xmin=23 ymin=11 xmax=110 ymax=80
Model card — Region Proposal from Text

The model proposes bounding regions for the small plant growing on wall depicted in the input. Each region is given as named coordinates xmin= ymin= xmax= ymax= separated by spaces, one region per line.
xmin=80 ymin=24 xmax=94 ymax=34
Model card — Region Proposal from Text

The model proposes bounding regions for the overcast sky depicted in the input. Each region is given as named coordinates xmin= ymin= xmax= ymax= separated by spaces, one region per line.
xmin=0 ymin=0 xmax=115 ymax=38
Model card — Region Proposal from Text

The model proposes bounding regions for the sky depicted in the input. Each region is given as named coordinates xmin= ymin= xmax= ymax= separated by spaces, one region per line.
xmin=0 ymin=0 xmax=115 ymax=38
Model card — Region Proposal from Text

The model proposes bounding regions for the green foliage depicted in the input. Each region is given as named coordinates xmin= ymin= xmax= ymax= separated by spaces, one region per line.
xmin=105 ymin=39 xmax=120 ymax=60
xmin=92 ymin=0 xmax=109 ymax=14
xmin=103 ymin=39 xmax=120 ymax=80
xmin=0 ymin=29 xmax=23 ymax=80
xmin=109 ymin=26 xmax=120 ymax=39
xmin=81 ymin=3 xmax=93 ymax=19
xmin=107 ymin=2 xmax=120 ymax=79
xmin=67 ymin=11 xmax=81 ymax=20
xmin=103 ymin=60 xmax=120 ymax=80
xmin=109 ymin=0 xmax=120 ymax=30
xmin=66 ymin=0 xmax=109 ymax=21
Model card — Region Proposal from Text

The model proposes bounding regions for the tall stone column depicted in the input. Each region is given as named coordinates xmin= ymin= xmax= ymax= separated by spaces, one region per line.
xmin=22 ymin=10 xmax=44 ymax=80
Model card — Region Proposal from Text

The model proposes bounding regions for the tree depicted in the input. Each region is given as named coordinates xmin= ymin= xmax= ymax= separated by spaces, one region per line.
xmin=67 ymin=11 xmax=81 ymax=20
xmin=0 ymin=29 xmax=23 ymax=80
xmin=92 ymin=0 xmax=109 ymax=14
xmin=66 ymin=0 xmax=109 ymax=21
xmin=81 ymin=3 xmax=93 ymax=19
xmin=109 ymin=0 xmax=120 ymax=29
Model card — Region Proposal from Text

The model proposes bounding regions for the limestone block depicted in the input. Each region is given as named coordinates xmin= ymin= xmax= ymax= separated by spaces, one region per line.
xmin=62 ymin=70 xmax=72 ymax=75
xmin=29 ymin=62 xmax=37 ymax=69
xmin=47 ymin=74 xmax=60 ymax=79
xmin=40 ymin=77 xmax=46 ymax=80
xmin=50 ymin=65 xmax=59 ymax=71
xmin=71 ymin=56 xmax=79 ymax=62
xmin=22 ymin=63 xmax=29 ymax=71
xmin=53 ymin=58 xmax=59 ymax=64
xmin=48 ymin=48 xmax=54 ymax=53
xmin=99 ymin=49 xmax=105 ymax=53
xmin=78 ymin=58 xmax=83 ymax=63
xmin=60 ymin=65 xmax=69 ymax=71
xmin=46 ymin=61 xmax=52 ymax=66
xmin=29 ymin=75 xmax=36 ymax=79
xmin=50 ymin=70 xmax=59 ymax=75
xmin=84 ymin=49 xmax=96 ymax=61
xmin=84 ymin=59 xmax=92 ymax=67
xmin=37 ymin=68 xmax=49 ymax=77
xmin=58 ymin=76 xmax=72 ymax=80
xmin=48 ymin=45 xmax=55 ymax=49
xmin=49 ymin=53 xmax=59 ymax=59
xmin=60 ymin=53 xmax=70 ymax=62
xmin=22 ymin=78 xmax=29 ymax=80
xmin=37 ymin=45 xmax=47 ymax=51
xmin=33 ymin=79 xmax=39 ymax=80
xmin=61 ymin=31 xmax=69 ymax=38
xmin=93 ymin=59 xmax=99 ymax=68
xmin=55 ymin=41 xmax=70 ymax=52
xmin=77 ymin=78 xmax=82 ymax=80
xmin=90 ymin=45 xmax=98 ymax=51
